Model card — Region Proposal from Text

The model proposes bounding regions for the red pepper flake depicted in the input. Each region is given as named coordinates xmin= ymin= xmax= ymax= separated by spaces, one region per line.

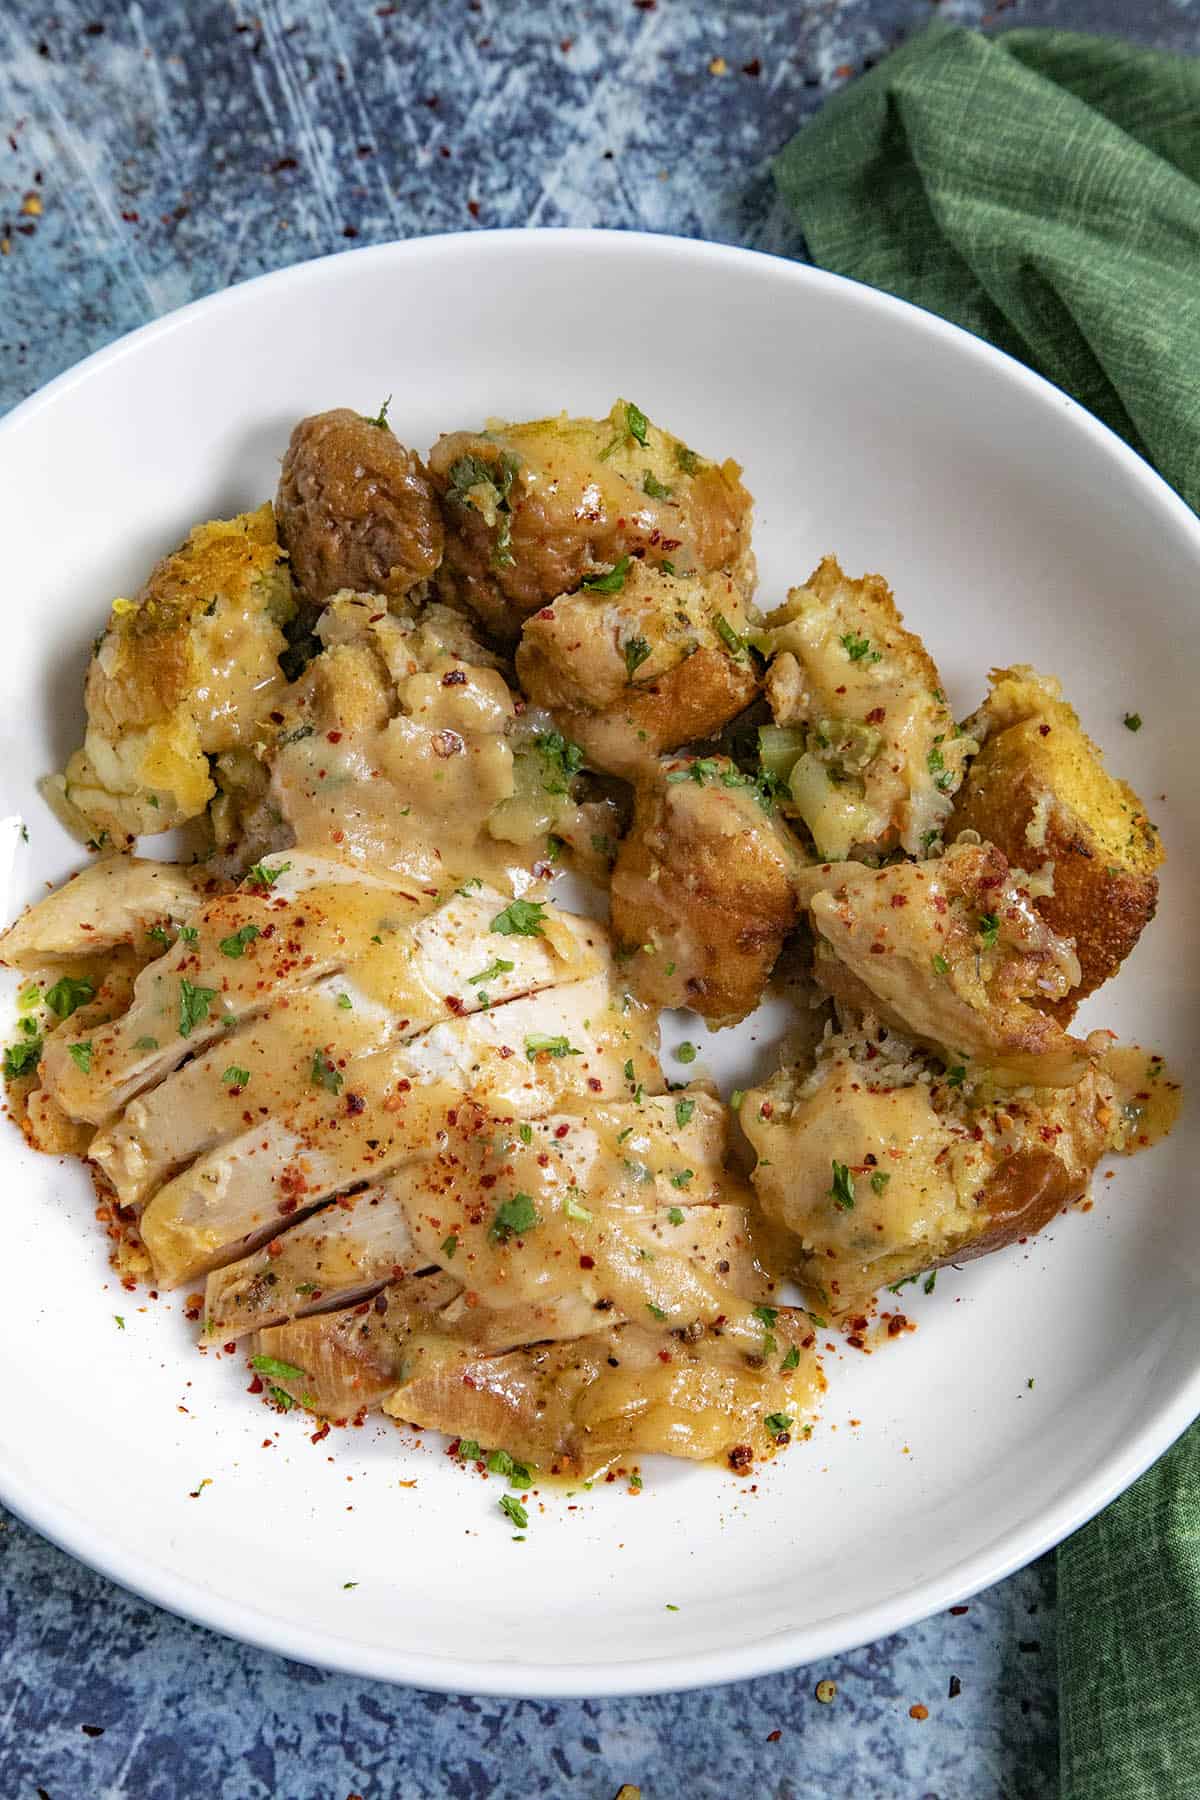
xmin=909 ymin=1703 xmax=929 ymax=1721
xmin=248 ymin=1376 xmax=264 ymax=1394
xmin=554 ymin=1123 xmax=570 ymax=1138
xmin=742 ymin=57 xmax=762 ymax=76
xmin=311 ymin=1422 xmax=331 ymax=1444
xmin=949 ymin=1604 xmax=969 ymax=1615
xmin=890 ymin=893 xmax=908 ymax=908
xmin=766 ymin=1729 xmax=782 ymax=1742
xmin=1039 ymin=723 xmax=1051 ymax=736
xmin=579 ymin=1254 xmax=595 ymax=1270
xmin=467 ymin=200 xmax=481 ymax=219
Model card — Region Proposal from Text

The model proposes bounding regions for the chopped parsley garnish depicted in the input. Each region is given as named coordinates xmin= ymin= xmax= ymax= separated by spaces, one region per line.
xmin=753 ymin=1303 xmax=778 ymax=1356
xmin=840 ymin=631 xmax=881 ymax=664
xmin=114 ymin=1315 xmax=125 ymax=1330
xmin=219 ymin=924 xmax=261 ymax=958
xmin=222 ymin=1065 xmax=250 ymax=1088
xmin=675 ymin=1041 xmax=697 ymax=1064
xmin=458 ymin=876 xmax=484 ymax=895
xmin=337 ymin=993 xmax=353 ymax=1010
xmin=945 ymin=1064 xmax=967 ymax=1088
xmin=670 ymin=1169 xmax=694 ymax=1189
xmin=674 ymin=1098 xmax=695 ymax=1128
xmin=491 ymin=899 xmax=547 ymax=937
xmin=674 ymin=443 xmax=699 ymax=475
xmin=488 ymin=1448 xmax=533 ymax=1488
xmin=625 ymin=401 xmax=649 ymax=446
xmin=730 ymin=1088 xmax=745 ymax=1110
xmin=870 ymin=1169 xmax=891 ymax=1195
xmin=712 ymin=612 xmax=744 ymax=657
xmin=16 ymin=982 xmax=40 ymax=1011
xmin=1124 ymin=712 xmax=1142 ymax=732
xmin=441 ymin=1234 xmax=458 ymax=1259
xmin=457 ymin=1439 xmax=481 ymax=1462
xmin=364 ymin=394 xmax=392 ymax=428
xmin=518 ymin=1123 xmax=533 ymax=1145
xmin=828 ymin=1160 xmax=855 ymax=1211
xmin=447 ymin=451 xmax=519 ymax=568
xmin=310 ymin=1050 xmax=344 ymax=1095
xmin=660 ymin=559 xmax=676 ymax=576
xmin=977 ymin=912 xmax=1000 ymax=950
xmin=45 ymin=976 xmax=95 ymax=1019
xmin=67 ymin=1041 xmax=93 ymax=1074
xmin=470 ymin=957 xmax=515 ymax=986
xmin=581 ymin=555 xmax=632 ymax=594
xmin=764 ymin=1412 xmax=793 ymax=1438
xmin=244 ymin=860 xmax=291 ymax=891
xmin=499 ymin=1494 xmax=528 ymax=1530
xmin=525 ymin=1033 xmax=579 ymax=1060
xmin=927 ymin=744 xmax=946 ymax=777
xmin=178 ymin=978 xmax=218 ymax=1039
xmin=667 ymin=1206 xmax=685 ymax=1225
xmin=923 ymin=1270 xmax=938 ymax=1294
xmin=178 ymin=924 xmax=199 ymax=944
xmin=136 ymin=1036 xmax=159 ymax=1052
xmin=921 ymin=828 xmax=941 ymax=854
xmin=251 ymin=1354 xmax=307 ymax=1383
xmin=932 ymin=952 xmax=950 ymax=976
xmin=623 ymin=635 xmax=652 ymax=680
xmin=562 ymin=1193 xmax=593 ymax=1223
xmin=647 ymin=1302 xmax=668 ymax=1321
xmin=781 ymin=1345 xmax=801 ymax=1370
xmin=4 ymin=1036 xmax=42 ymax=1079
xmin=269 ymin=1386 xmax=294 ymax=1412
xmin=533 ymin=729 xmax=585 ymax=794
xmin=642 ymin=470 xmax=671 ymax=499
xmin=490 ymin=1192 xmax=539 ymax=1242
xmin=148 ymin=923 xmax=174 ymax=947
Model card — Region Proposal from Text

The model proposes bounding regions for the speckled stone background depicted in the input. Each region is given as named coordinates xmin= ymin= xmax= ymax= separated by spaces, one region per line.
xmin=0 ymin=2 xmax=1194 ymax=1796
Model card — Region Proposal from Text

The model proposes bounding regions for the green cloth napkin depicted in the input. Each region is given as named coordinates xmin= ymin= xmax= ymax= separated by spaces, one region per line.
xmin=773 ymin=23 xmax=1200 ymax=1799
xmin=774 ymin=21 xmax=1200 ymax=514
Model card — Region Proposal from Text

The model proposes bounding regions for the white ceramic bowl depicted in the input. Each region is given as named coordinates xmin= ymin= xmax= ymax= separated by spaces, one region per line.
xmin=1 ymin=231 xmax=1197 ymax=1697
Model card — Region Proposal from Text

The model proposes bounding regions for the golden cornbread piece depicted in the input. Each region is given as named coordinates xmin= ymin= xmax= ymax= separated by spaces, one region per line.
xmin=515 ymin=560 xmax=759 ymax=776
xmin=806 ymin=841 xmax=1098 ymax=1087
xmin=611 ymin=755 xmax=803 ymax=1027
xmin=428 ymin=399 xmax=754 ymax=639
xmin=742 ymin=1019 xmax=1133 ymax=1318
xmin=751 ymin=555 xmax=972 ymax=858
xmin=951 ymin=666 xmax=1162 ymax=1020
xmin=53 ymin=505 xmax=294 ymax=843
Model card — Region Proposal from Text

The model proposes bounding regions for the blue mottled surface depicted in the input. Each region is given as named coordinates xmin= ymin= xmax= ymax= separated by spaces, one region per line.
xmin=0 ymin=2 xmax=1193 ymax=1794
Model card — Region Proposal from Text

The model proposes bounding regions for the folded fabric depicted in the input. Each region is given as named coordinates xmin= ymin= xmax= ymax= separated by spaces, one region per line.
xmin=774 ymin=23 xmax=1200 ymax=1799
xmin=774 ymin=21 xmax=1200 ymax=513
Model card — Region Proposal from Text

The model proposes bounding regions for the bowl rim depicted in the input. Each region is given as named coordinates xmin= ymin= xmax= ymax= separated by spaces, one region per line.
xmin=2 ymin=225 xmax=1198 ymax=1697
